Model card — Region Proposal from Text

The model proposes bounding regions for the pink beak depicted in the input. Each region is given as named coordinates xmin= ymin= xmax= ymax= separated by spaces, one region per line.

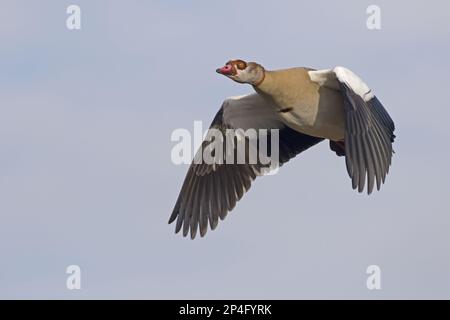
xmin=216 ymin=64 xmax=233 ymax=75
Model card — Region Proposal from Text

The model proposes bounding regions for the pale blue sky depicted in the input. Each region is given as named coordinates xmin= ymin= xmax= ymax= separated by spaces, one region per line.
xmin=1 ymin=1 xmax=450 ymax=299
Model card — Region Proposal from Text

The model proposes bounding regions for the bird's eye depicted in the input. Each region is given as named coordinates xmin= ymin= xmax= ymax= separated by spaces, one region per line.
xmin=237 ymin=61 xmax=247 ymax=70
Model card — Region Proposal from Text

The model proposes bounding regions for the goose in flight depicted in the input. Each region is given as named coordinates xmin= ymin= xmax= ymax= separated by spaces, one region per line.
xmin=169 ymin=60 xmax=396 ymax=239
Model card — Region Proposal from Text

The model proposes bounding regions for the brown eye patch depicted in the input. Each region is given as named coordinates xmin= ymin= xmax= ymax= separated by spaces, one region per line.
xmin=236 ymin=60 xmax=247 ymax=70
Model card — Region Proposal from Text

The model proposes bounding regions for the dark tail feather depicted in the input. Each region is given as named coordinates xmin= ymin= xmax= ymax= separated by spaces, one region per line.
xmin=330 ymin=140 xmax=346 ymax=157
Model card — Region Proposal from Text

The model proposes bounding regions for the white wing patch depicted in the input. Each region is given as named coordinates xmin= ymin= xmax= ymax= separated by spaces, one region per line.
xmin=227 ymin=94 xmax=249 ymax=100
xmin=308 ymin=67 xmax=374 ymax=102
xmin=307 ymin=69 xmax=340 ymax=91
xmin=333 ymin=66 xmax=374 ymax=101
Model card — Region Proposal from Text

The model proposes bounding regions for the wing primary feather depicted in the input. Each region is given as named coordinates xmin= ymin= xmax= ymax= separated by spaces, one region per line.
xmin=189 ymin=178 xmax=202 ymax=239
xmin=366 ymin=127 xmax=383 ymax=191
xmin=208 ymin=175 xmax=219 ymax=230
xmin=182 ymin=178 xmax=200 ymax=237
xmin=199 ymin=177 xmax=210 ymax=237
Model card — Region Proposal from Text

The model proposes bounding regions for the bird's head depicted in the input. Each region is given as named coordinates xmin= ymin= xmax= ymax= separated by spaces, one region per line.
xmin=216 ymin=59 xmax=265 ymax=86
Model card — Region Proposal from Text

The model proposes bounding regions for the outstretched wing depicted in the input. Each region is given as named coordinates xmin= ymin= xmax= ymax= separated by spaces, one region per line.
xmin=169 ymin=93 xmax=323 ymax=239
xmin=309 ymin=67 xmax=396 ymax=194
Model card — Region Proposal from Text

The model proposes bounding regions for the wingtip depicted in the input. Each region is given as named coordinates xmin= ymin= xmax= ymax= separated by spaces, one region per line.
xmin=199 ymin=227 xmax=208 ymax=238
xmin=168 ymin=215 xmax=176 ymax=224
xmin=182 ymin=222 xmax=190 ymax=237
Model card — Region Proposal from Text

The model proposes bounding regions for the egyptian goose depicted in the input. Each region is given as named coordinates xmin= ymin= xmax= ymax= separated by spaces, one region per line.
xmin=169 ymin=60 xmax=396 ymax=239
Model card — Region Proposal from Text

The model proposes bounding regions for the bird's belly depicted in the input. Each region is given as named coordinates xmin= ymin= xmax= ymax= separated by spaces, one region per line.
xmin=280 ymin=112 xmax=344 ymax=140
xmin=279 ymin=90 xmax=345 ymax=141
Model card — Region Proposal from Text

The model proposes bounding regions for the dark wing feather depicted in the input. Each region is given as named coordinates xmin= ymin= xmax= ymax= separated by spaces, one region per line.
xmin=340 ymin=83 xmax=395 ymax=194
xmin=169 ymin=95 xmax=323 ymax=238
